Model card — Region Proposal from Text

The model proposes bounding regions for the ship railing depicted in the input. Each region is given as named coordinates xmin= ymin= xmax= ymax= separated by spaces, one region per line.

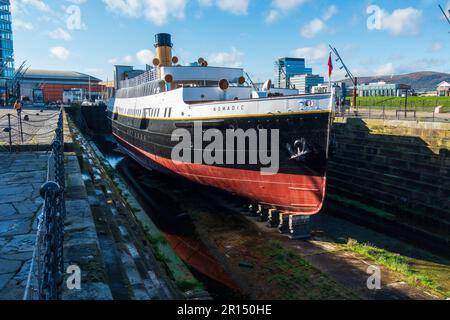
xmin=119 ymin=70 xmax=157 ymax=89
xmin=116 ymin=79 xmax=166 ymax=99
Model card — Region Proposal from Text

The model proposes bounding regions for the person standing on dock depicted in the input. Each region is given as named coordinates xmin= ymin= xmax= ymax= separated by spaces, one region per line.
xmin=14 ymin=98 xmax=23 ymax=117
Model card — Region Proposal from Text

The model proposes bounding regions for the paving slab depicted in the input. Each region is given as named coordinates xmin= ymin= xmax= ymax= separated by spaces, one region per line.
xmin=0 ymin=152 xmax=48 ymax=299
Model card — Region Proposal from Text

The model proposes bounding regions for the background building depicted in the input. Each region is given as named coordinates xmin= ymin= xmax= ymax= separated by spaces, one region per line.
xmin=311 ymin=83 xmax=331 ymax=94
xmin=437 ymin=81 xmax=450 ymax=96
xmin=19 ymin=69 xmax=104 ymax=103
xmin=275 ymin=58 xmax=312 ymax=89
xmin=0 ymin=0 xmax=14 ymax=97
xmin=290 ymin=74 xmax=324 ymax=94
xmin=358 ymin=81 xmax=411 ymax=97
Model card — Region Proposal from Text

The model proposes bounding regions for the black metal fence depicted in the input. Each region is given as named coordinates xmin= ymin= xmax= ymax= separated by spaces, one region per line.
xmin=0 ymin=109 xmax=62 ymax=151
xmin=23 ymin=110 xmax=66 ymax=300
xmin=336 ymin=105 xmax=449 ymax=123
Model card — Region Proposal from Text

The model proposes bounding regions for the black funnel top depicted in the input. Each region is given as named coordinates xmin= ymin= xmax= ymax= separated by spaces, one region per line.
xmin=154 ymin=33 xmax=173 ymax=48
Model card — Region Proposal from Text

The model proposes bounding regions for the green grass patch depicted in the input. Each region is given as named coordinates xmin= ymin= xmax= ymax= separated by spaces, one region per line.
xmin=346 ymin=96 xmax=450 ymax=111
xmin=262 ymin=240 xmax=356 ymax=299
xmin=342 ymin=239 xmax=450 ymax=298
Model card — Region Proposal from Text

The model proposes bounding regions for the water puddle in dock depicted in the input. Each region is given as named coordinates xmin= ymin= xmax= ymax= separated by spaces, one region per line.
xmin=91 ymin=134 xmax=241 ymax=299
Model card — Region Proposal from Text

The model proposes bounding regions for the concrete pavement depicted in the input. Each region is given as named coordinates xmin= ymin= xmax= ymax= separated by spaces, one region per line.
xmin=0 ymin=153 xmax=47 ymax=299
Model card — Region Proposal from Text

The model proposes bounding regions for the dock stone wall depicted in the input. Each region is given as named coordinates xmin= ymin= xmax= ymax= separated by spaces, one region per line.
xmin=328 ymin=118 xmax=450 ymax=241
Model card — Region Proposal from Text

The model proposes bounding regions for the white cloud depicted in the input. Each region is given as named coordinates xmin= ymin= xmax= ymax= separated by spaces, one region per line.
xmin=322 ymin=5 xmax=338 ymax=21
xmin=13 ymin=19 xmax=33 ymax=30
xmin=50 ymin=46 xmax=70 ymax=60
xmin=198 ymin=0 xmax=250 ymax=16
xmin=108 ymin=49 xmax=154 ymax=65
xmin=271 ymin=0 xmax=307 ymax=11
xmin=301 ymin=18 xmax=325 ymax=38
xmin=11 ymin=0 xmax=50 ymax=14
xmin=290 ymin=44 xmax=328 ymax=64
xmin=208 ymin=47 xmax=243 ymax=68
xmin=265 ymin=10 xmax=279 ymax=24
xmin=375 ymin=7 xmax=423 ymax=35
xmin=143 ymin=0 xmax=186 ymax=25
xmin=136 ymin=49 xmax=153 ymax=65
xmin=216 ymin=0 xmax=249 ymax=15
xmin=48 ymin=28 xmax=72 ymax=41
xmin=103 ymin=0 xmax=187 ymax=25
xmin=102 ymin=0 xmax=141 ymax=17
xmin=265 ymin=0 xmax=308 ymax=23
xmin=300 ymin=5 xmax=337 ymax=38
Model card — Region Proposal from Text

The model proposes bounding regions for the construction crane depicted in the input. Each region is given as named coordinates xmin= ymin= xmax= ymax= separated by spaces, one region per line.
xmin=11 ymin=61 xmax=29 ymax=98
xmin=439 ymin=4 xmax=450 ymax=31
xmin=329 ymin=45 xmax=358 ymax=110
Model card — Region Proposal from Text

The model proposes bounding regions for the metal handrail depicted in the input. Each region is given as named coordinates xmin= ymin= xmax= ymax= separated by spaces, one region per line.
xmin=23 ymin=110 xmax=65 ymax=300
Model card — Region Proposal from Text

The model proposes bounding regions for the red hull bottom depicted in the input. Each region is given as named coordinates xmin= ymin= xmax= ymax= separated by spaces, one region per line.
xmin=114 ymin=134 xmax=326 ymax=215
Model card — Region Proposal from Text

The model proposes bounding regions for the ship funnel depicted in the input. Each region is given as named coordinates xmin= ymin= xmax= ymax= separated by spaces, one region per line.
xmin=154 ymin=33 xmax=173 ymax=78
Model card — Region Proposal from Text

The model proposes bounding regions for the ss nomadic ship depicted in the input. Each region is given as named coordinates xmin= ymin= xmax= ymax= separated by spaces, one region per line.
xmin=109 ymin=33 xmax=335 ymax=220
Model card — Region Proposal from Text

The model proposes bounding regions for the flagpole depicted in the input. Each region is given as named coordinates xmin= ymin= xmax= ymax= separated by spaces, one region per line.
xmin=328 ymin=52 xmax=332 ymax=93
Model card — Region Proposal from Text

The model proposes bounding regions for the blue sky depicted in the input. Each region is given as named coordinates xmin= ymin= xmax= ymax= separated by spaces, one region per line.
xmin=11 ymin=0 xmax=450 ymax=82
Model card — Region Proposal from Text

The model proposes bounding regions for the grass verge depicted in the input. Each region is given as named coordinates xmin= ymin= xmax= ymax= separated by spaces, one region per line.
xmin=342 ymin=239 xmax=450 ymax=299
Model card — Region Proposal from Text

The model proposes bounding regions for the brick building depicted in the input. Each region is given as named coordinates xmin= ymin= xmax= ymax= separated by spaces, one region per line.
xmin=18 ymin=69 xmax=104 ymax=103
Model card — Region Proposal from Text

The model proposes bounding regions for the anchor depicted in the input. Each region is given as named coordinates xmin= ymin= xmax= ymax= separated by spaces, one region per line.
xmin=286 ymin=138 xmax=310 ymax=162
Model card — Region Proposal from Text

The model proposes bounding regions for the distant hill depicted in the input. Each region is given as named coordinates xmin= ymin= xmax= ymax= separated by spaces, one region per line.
xmin=339 ymin=71 xmax=450 ymax=92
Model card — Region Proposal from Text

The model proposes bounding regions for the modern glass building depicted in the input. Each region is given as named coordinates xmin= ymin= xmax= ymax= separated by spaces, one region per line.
xmin=290 ymin=74 xmax=324 ymax=94
xmin=0 ymin=0 xmax=14 ymax=91
xmin=275 ymin=58 xmax=312 ymax=89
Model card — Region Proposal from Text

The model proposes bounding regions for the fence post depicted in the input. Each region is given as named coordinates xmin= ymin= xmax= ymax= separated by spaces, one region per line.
xmin=19 ymin=111 xmax=24 ymax=143
xmin=7 ymin=113 xmax=12 ymax=152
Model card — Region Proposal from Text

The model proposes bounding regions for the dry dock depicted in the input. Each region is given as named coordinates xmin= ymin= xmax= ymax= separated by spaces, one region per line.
xmin=1 ymin=105 xmax=449 ymax=300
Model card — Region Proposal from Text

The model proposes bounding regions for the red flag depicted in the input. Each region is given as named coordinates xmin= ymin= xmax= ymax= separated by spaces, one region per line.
xmin=328 ymin=52 xmax=333 ymax=78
